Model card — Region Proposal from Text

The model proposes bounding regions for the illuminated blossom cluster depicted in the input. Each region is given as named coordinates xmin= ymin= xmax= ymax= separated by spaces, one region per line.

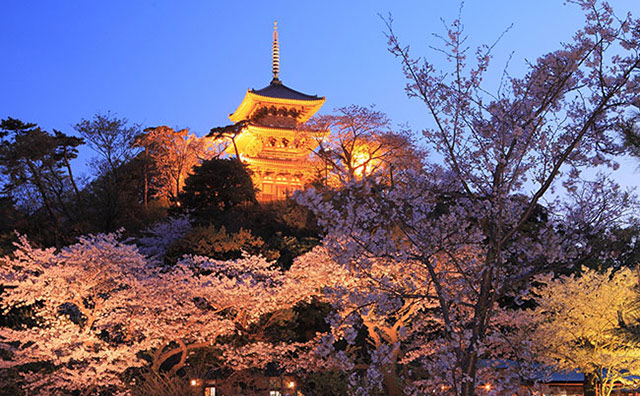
xmin=136 ymin=215 xmax=193 ymax=261
xmin=0 ymin=235 xmax=337 ymax=395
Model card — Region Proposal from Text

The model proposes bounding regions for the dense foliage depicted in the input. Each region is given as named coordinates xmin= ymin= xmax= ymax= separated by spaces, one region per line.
xmin=532 ymin=268 xmax=640 ymax=396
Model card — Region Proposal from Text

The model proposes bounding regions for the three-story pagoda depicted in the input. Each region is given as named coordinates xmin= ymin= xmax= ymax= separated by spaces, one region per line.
xmin=214 ymin=22 xmax=327 ymax=201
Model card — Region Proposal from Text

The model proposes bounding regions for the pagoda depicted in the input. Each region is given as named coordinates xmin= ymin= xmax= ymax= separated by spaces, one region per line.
xmin=210 ymin=22 xmax=328 ymax=202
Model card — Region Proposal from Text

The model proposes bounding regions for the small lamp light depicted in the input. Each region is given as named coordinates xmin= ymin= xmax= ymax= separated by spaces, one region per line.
xmin=287 ymin=380 xmax=296 ymax=388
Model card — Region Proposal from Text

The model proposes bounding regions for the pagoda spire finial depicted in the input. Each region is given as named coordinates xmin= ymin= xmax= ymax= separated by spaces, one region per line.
xmin=272 ymin=21 xmax=280 ymax=83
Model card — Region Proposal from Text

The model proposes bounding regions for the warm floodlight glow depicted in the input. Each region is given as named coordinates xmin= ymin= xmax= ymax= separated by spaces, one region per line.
xmin=287 ymin=380 xmax=296 ymax=388
xmin=484 ymin=383 xmax=491 ymax=391
xmin=190 ymin=379 xmax=198 ymax=386
xmin=350 ymin=143 xmax=381 ymax=178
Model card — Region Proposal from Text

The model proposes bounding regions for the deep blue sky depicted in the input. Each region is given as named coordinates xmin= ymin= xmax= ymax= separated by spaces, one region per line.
xmin=2 ymin=0 xmax=639 ymax=188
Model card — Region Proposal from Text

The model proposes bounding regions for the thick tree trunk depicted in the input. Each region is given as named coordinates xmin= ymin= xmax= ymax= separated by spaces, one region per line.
xmin=382 ymin=364 xmax=404 ymax=396
xmin=460 ymin=272 xmax=496 ymax=395
xmin=460 ymin=353 xmax=478 ymax=396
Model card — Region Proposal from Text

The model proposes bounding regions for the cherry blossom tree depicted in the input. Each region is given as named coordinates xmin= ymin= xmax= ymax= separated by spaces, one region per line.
xmin=299 ymin=1 xmax=640 ymax=395
xmin=532 ymin=268 xmax=640 ymax=396
xmin=0 ymin=233 xmax=338 ymax=395
xmin=316 ymin=252 xmax=435 ymax=396
xmin=308 ymin=234 xmax=544 ymax=396
xmin=0 ymin=234 xmax=161 ymax=395
xmin=134 ymin=126 xmax=215 ymax=205
xmin=309 ymin=105 xmax=424 ymax=186
xmin=136 ymin=215 xmax=193 ymax=262
xmin=152 ymin=249 xmax=334 ymax=374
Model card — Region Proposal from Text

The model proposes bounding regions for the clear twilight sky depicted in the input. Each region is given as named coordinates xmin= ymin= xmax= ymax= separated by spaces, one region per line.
xmin=1 ymin=0 xmax=639 ymax=190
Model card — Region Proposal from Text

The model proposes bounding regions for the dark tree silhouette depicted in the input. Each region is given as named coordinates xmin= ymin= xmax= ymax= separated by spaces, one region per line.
xmin=178 ymin=158 xmax=256 ymax=216
xmin=0 ymin=118 xmax=84 ymax=244
xmin=74 ymin=113 xmax=141 ymax=231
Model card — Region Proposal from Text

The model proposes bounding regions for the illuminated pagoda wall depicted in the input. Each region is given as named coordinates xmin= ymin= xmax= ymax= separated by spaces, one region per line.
xmin=213 ymin=22 xmax=328 ymax=202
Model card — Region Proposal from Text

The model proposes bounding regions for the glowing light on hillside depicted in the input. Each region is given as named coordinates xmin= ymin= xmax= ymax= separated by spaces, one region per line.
xmin=351 ymin=144 xmax=380 ymax=178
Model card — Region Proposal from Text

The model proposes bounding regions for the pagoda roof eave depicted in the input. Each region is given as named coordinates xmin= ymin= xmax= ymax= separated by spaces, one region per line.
xmin=229 ymin=90 xmax=326 ymax=123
